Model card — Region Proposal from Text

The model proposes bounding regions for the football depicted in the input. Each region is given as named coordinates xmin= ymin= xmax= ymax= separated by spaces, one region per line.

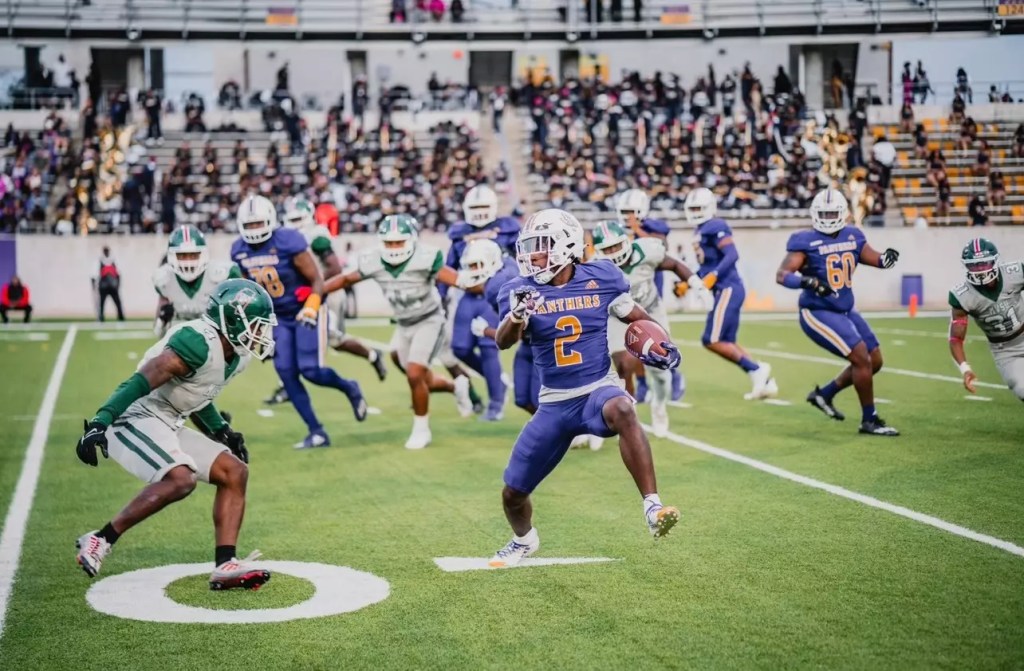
xmin=625 ymin=320 xmax=671 ymax=360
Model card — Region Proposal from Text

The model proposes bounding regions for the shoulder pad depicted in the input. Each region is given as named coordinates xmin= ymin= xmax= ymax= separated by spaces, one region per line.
xmin=951 ymin=282 xmax=970 ymax=296
xmin=153 ymin=264 xmax=174 ymax=290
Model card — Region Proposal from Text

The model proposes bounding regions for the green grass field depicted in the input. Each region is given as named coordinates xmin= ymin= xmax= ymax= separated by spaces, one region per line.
xmin=0 ymin=316 xmax=1022 ymax=670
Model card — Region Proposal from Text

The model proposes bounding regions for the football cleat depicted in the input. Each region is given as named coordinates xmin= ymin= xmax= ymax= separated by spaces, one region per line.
xmin=635 ymin=376 xmax=649 ymax=403
xmin=569 ymin=435 xmax=589 ymax=450
xmin=405 ymin=426 xmax=432 ymax=450
xmin=651 ymin=401 xmax=669 ymax=438
xmin=806 ymin=386 xmax=845 ymax=421
xmin=264 ymin=385 xmax=289 ymax=405
xmin=370 ymin=349 xmax=388 ymax=382
xmin=75 ymin=530 xmax=112 ymax=578
xmin=209 ymin=550 xmax=271 ymax=591
xmin=345 ymin=382 xmax=368 ymax=422
xmin=587 ymin=435 xmax=605 ymax=451
xmin=294 ymin=430 xmax=330 ymax=449
xmin=479 ymin=409 xmax=504 ymax=422
xmin=744 ymin=363 xmax=774 ymax=400
xmin=670 ymin=370 xmax=685 ymax=402
xmin=453 ymin=376 xmax=473 ymax=418
xmin=859 ymin=416 xmax=900 ymax=437
xmin=646 ymin=505 xmax=681 ymax=539
xmin=488 ymin=537 xmax=540 ymax=568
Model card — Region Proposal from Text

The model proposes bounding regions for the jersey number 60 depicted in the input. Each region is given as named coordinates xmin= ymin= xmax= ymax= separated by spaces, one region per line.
xmin=826 ymin=252 xmax=856 ymax=291
xmin=554 ymin=316 xmax=583 ymax=367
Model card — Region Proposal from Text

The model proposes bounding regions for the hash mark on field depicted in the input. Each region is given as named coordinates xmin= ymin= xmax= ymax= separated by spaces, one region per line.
xmin=892 ymin=339 xmax=906 ymax=346
xmin=964 ymin=395 xmax=993 ymax=402
xmin=643 ymin=424 xmax=1024 ymax=560
xmin=257 ymin=409 xmax=275 ymax=418
xmin=762 ymin=399 xmax=792 ymax=406
xmin=0 ymin=332 xmax=48 ymax=342
xmin=434 ymin=557 xmax=618 ymax=572
xmin=366 ymin=407 xmax=383 ymax=415
xmin=667 ymin=401 xmax=692 ymax=409
xmin=0 ymin=326 xmax=77 ymax=642
xmin=876 ymin=398 xmax=894 ymax=404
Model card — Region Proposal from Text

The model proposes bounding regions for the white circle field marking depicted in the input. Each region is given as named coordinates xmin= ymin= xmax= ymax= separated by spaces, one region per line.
xmin=86 ymin=561 xmax=390 ymax=624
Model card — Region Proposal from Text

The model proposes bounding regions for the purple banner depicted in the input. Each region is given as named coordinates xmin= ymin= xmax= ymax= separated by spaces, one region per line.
xmin=0 ymin=235 xmax=15 ymax=283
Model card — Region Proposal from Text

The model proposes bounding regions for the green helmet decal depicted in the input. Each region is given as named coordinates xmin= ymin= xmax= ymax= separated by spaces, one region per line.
xmin=591 ymin=220 xmax=633 ymax=267
xmin=167 ymin=225 xmax=210 ymax=282
xmin=961 ymin=237 xmax=1000 ymax=286
xmin=378 ymin=215 xmax=419 ymax=265
xmin=204 ymin=279 xmax=277 ymax=360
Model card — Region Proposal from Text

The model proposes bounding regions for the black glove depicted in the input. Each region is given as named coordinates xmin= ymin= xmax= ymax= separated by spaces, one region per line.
xmin=77 ymin=420 xmax=109 ymax=467
xmin=880 ymin=248 xmax=900 ymax=269
xmin=800 ymin=276 xmax=832 ymax=297
xmin=214 ymin=425 xmax=248 ymax=464
xmin=158 ymin=302 xmax=175 ymax=323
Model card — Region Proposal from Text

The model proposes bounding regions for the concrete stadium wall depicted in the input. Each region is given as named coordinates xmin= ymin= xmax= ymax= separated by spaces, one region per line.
xmin=9 ymin=228 xmax=1024 ymax=318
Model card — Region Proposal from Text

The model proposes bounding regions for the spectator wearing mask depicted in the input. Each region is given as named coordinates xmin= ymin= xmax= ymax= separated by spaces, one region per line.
xmin=97 ymin=246 xmax=125 ymax=322
xmin=968 ymin=194 xmax=987 ymax=226
xmin=0 ymin=275 xmax=32 ymax=323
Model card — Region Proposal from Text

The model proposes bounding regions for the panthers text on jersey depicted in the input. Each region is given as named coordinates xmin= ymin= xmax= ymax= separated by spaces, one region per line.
xmin=357 ymin=244 xmax=445 ymax=326
xmin=694 ymin=218 xmax=742 ymax=288
xmin=498 ymin=260 xmax=631 ymax=399
xmin=950 ymin=261 xmax=1024 ymax=341
xmin=787 ymin=226 xmax=867 ymax=313
xmin=230 ymin=228 xmax=311 ymax=322
xmin=153 ymin=261 xmax=240 ymax=323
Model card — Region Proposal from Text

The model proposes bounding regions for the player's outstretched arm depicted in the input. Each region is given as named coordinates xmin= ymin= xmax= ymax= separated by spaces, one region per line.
xmin=436 ymin=265 xmax=485 ymax=294
xmin=321 ymin=251 xmax=344 ymax=280
xmin=948 ymin=306 xmax=977 ymax=393
xmin=861 ymin=243 xmax=900 ymax=269
xmin=324 ymin=269 xmax=363 ymax=294
xmin=776 ymin=250 xmax=830 ymax=296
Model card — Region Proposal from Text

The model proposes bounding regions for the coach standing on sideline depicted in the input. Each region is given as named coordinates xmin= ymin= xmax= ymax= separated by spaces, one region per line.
xmin=97 ymin=246 xmax=125 ymax=322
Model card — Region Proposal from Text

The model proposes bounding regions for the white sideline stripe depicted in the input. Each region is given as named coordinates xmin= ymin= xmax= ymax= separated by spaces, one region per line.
xmin=0 ymin=332 xmax=49 ymax=342
xmin=667 ymin=401 xmax=693 ymax=409
xmin=434 ymin=557 xmax=618 ymax=572
xmin=874 ymin=326 xmax=985 ymax=342
xmin=643 ymin=423 xmax=1024 ymax=559
xmin=0 ymin=326 xmax=78 ymax=642
xmin=739 ymin=346 xmax=1008 ymax=391
xmin=92 ymin=331 xmax=153 ymax=340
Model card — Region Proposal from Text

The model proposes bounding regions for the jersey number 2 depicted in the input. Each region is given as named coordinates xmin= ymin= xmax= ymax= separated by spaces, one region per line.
xmin=554 ymin=316 xmax=583 ymax=367
xmin=251 ymin=266 xmax=285 ymax=298
xmin=826 ymin=252 xmax=856 ymax=290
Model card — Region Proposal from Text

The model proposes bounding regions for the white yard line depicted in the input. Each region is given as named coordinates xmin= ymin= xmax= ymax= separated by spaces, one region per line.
xmin=0 ymin=326 xmax=78 ymax=642
xmin=873 ymin=326 xmax=984 ymax=342
xmin=644 ymin=424 xmax=1024 ymax=559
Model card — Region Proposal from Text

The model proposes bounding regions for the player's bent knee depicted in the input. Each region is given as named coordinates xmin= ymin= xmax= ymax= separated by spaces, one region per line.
xmin=163 ymin=466 xmax=198 ymax=499
xmin=501 ymin=485 xmax=529 ymax=507
xmin=406 ymin=363 xmax=429 ymax=385
xmin=603 ymin=396 xmax=637 ymax=429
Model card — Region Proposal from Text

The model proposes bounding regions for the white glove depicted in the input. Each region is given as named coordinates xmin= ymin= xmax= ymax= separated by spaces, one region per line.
xmin=509 ymin=287 xmax=543 ymax=321
xmin=471 ymin=316 xmax=489 ymax=337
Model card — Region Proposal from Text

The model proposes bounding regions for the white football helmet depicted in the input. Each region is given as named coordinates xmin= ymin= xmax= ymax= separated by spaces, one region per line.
xmin=237 ymin=195 xmax=277 ymax=244
xmin=461 ymin=239 xmax=504 ymax=286
xmin=462 ymin=185 xmax=499 ymax=228
xmin=284 ymin=196 xmax=316 ymax=229
xmin=516 ymin=209 xmax=585 ymax=284
xmin=378 ymin=214 xmax=418 ymax=266
xmin=167 ymin=225 xmax=209 ymax=282
xmin=810 ymin=188 xmax=849 ymax=234
xmin=684 ymin=187 xmax=717 ymax=226
xmin=616 ymin=189 xmax=650 ymax=224
xmin=591 ymin=220 xmax=633 ymax=267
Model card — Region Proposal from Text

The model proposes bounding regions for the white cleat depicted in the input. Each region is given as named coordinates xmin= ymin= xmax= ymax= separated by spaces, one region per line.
xmin=744 ymin=363 xmax=774 ymax=401
xmin=209 ymin=550 xmax=271 ymax=591
xmin=488 ymin=537 xmax=540 ymax=568
xmin=651 ymin=401 xmax=669 ymax=438
xmin=404 ymin=427 xmax=432 ymax=450
xmin=453 ymin=375 xmax=473 ymax=418
xmin=763 ymin=376 xmax=779 ymax=398
xmin=76 ymin=530 xmax=112 ymax=578
xmin=587 ymin=435 xmax=605 ymax=451
xmin=569 ymin=435 xmax=589 ymax=450
xmin=646 ymin=505 xmax=681 ymax=539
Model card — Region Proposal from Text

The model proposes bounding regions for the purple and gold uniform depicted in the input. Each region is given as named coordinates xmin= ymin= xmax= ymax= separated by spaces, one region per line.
xmin=497 ymin=260 xmax=632 ymax=493
xmin=695 ymin=217 xmax=745 ymax=345
xmin=487 ymin=260 xmax=539 ymax=411
xmin=786 ymin=226 xmax=879 ymax=357
xmin=231 ymin=227 xmax=361 ymax=435
xmin=440 ymin=216 xmax=521 ymax=300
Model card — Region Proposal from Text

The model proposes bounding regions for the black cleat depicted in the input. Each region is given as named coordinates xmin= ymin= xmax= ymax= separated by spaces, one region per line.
xmin=858 ymin=416 xmax=900 ymax=436
xmin=370 ymin=349 xmax=388 ymax=381
xmin=806 ymin=386 xmax=844 ymax=421
xmin=264 ymin=385 xmax=289 ymax=405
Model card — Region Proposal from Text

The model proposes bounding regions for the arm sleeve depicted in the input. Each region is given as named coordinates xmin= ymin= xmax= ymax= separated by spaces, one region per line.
xmin=785 ymin=233 xmax=805 ymax=253
xmin=92 ymin=372 xmax=151 ymax=427
xmin=429 ymin=250 xmax=444 ymax=279
xmin=712 ymin=242 xmax=739 ymax=277
xmin=497 ymin=280 xmax=514 ymax=320
xmin=192 ymin=402 xmax=228 ymax=434
xmin=948 ymin=291 xmax=964 ymax=311
xmin=165 ymin=326 xmax=210 ymax=372
xmin=310 ymin=236 xmax=334 ymax=260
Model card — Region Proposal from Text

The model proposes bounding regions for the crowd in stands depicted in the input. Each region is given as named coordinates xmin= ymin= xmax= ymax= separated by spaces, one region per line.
xmin=390 ymin=0 xmax=466 ymax=23
xmin=0 ymin=113 xmax=74 ymax=233
xmin=515 ymin=65 xmax=889 ymax=222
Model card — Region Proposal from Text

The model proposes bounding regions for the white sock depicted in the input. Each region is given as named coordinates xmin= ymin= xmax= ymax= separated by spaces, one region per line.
xmin=413 ymin=415 xmax=430 ymax=432
xmin=514 ymin=527 xmax=539 ymax=546
xmin=643 ymin=493 xmax=662 ymax=514
xmin=367 ymin=349 xmax=378 ymax=363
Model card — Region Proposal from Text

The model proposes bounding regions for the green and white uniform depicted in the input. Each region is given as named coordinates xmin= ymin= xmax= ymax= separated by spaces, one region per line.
xmin=949 ymin=261 xmax=1024 ymax=399
xmin=106 ymin=320 xmax=249 ymax=483
xmin=357 ymin=244 xmax=449 ymax=367
xmin=608 ymin=237 xmax=670 ymax=354
xmin=153 ymin=261 xmax=240 ymax=336
xmin=300 ymin=224 xmax=349 ymax=346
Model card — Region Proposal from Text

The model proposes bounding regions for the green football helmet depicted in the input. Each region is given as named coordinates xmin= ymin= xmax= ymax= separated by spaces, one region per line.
xmin=204 ymin=279 xmax=277 ymax=360
xmin=591 ymin=220 xmax=633 ymax=267
xmin=962 ymin=237 xmax=999 ymax=286
xmin=168 ymin=225 xmax=209 ymax=282
xmin=378 ymin=214 xmax=419 ymax=265
xmin=284 ymin=196 xmax=316 ymax=229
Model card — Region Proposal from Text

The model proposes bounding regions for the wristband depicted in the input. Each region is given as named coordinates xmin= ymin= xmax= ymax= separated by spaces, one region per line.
xmin=957 ymin=361 xmax=972 ymax=375
xmin=781 ymin=272 xmax=803 ymax=290
xmin=303 ymin=293 xmax=322 ymax=312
